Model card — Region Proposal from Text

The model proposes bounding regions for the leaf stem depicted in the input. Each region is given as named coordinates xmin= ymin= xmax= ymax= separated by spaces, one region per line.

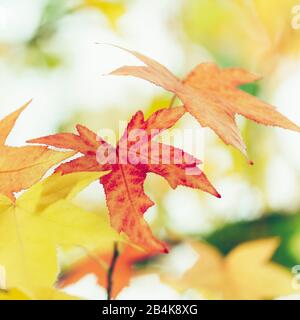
xmin=107 ymin=242 xmax=119 ymax=300
xmin=168 ymin=94 xmax=177 ymax=108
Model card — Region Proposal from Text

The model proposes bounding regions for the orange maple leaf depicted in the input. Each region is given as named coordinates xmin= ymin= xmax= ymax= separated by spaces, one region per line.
xmin=0 ymin=101 xmax=75 ymax=200
xmin=161 ymin=238 xmax=294 ymax=300
xmin=108 ymin=47 xmax=300 ymax=159
xmin=58 ymin=245 xmax=156 ymax=299
xmin=28 ymin=107 xmax=219 ymax=252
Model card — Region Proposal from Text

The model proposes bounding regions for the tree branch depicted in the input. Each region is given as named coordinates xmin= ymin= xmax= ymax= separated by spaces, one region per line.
xmin=107 ymin=242 xmax=119 ymax=300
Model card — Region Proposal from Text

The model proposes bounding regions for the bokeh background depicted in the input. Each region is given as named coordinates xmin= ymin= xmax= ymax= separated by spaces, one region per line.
xmin=1 ymin=0 xmax=300 ymax=299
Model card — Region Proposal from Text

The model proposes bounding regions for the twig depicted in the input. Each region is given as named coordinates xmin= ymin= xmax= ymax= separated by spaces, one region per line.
xmin=107 ymin=242 xmax=119 ymax=300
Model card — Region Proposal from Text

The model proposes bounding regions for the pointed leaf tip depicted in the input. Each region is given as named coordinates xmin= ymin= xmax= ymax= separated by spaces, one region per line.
xmin=0 ymin=100 xmax=32 ymax=145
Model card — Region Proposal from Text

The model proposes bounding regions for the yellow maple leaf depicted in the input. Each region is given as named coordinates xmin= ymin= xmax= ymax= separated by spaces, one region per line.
xmin=0 ymin=101 xmax=75 ymax=200
xmin=0 ymin=289 xmax=29 ymax=300
xmin=0 ymin=287 xmax=78 ymax=300
xmin=0 ymin=171 xmax=121 ymax=294
xmin=161 ymin=238 xmax=295 ymax=300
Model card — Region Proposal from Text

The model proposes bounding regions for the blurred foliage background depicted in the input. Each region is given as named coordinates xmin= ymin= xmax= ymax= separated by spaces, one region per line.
xmin=1 ymin=0 xmax=300 ymax=299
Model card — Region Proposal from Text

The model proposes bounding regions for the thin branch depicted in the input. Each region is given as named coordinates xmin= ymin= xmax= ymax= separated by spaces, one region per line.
xmin=107 ymin=242 xmax=119 ymax=300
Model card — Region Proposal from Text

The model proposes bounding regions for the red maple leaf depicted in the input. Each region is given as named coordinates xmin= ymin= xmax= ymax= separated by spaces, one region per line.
xmin=28 ymin=107 xmax=219 ymax=252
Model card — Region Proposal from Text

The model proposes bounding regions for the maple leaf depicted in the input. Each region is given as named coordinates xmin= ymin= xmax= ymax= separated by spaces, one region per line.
xmin=0 ymin=288 xmax=29 ymax=300
xmin=0 ymin=171 xmax=120 ymax=294
xmin=161 ymin=238 xmax=295 ymax=300
xmin=0 ymin=101 xmax=76 ymax=200
xmin=28 ymin=107 xmax=219 ymax=253
xmin=0 ymin=287 xmax=78 ymax=300
xmin=108 ymin=47 xmax=300 ymax=158
xmin=59 ymin=245 xmax=157 ymax=299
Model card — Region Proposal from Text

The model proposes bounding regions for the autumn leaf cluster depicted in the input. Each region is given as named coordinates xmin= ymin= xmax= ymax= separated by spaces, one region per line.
xmin=0 ymin=46 xmax=299 ymax=299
